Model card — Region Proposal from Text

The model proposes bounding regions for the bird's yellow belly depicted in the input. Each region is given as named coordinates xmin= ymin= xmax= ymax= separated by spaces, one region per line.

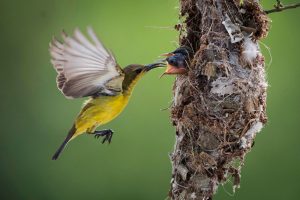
xmin=74 ymin=94 xmax=129 ymax=135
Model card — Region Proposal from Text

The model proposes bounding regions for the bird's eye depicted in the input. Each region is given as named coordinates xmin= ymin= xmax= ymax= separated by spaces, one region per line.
xmin=135 ymin=68 xmax=142 ymax=74
xmin=167 ymin=57 xmax=178 ymax=66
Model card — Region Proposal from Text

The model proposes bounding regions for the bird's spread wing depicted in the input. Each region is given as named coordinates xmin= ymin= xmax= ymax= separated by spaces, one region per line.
xmin=49 ymin=27 xmax=124 ymax=99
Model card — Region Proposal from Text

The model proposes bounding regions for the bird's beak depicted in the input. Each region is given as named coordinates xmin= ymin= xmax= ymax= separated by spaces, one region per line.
xmin=161 ymin=52 xmax=175 ymax=57
xmin=144 ymin=62 xmax=166 ymax=72
xmin=160 ymin=63 xmax=187 ymax=78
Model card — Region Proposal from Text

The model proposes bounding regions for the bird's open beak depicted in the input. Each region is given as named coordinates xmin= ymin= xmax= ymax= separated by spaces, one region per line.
xmin=144 ymin=62 xmax=166 ymax=72
xmin=160 ymin=63 xmax=187 ymax=78
xmin=161 ymin=52 xmax=175 ymax=57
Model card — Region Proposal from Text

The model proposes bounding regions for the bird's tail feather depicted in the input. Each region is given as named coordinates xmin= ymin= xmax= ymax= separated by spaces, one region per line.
xmin=52 ymin=124 xmax=77 ymax=160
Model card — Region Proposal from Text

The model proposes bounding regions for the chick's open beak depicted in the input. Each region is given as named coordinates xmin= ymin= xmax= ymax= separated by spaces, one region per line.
xmin=163 ymin=63 xmax=187 ymax=75
xmin=161 ymin=52 xmax=175 ymax=57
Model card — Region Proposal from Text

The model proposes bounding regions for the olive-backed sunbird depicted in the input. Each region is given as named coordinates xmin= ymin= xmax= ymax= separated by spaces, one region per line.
xmin=49 ymin=27 xmax=164 ymax=160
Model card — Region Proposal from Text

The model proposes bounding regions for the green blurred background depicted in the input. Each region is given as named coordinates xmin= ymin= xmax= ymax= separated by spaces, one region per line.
xmin=0 ymin=0 xmax=299 ymax=199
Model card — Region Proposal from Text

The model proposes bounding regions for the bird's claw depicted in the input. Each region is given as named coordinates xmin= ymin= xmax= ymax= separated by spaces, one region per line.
xmin=94 ymin=129 xmax=114 ymax=144
xmin=94 ymin=134 xmax=101 ymax=139
xmin=101 ymin=133 xmax=113 ymax=144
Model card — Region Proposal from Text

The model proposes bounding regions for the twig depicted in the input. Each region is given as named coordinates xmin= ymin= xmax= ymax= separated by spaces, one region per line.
xmin=265 ymin=1 xmax=300 ymax=14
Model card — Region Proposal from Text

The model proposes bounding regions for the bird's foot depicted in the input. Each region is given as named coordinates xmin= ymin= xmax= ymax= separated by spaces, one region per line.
xmin=94 ymin=129 xmax=114 ymax=144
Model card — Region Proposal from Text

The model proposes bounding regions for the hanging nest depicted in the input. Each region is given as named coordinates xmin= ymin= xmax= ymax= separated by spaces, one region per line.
xmin=170 ymin=0 xmax=269 ymax=199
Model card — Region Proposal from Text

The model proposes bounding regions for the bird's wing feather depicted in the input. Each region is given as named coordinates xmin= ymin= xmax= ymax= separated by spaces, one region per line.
xmin=49 ymin=27 xmax=124 ymax=99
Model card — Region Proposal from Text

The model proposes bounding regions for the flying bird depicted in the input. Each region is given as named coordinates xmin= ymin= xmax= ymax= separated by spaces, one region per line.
xmin=49 ymin=27 xmax=164 ymax=160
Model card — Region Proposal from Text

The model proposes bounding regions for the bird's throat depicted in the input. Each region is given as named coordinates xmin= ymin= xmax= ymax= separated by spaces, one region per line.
xmin=122 ymin=73 xmax=144 ymax=96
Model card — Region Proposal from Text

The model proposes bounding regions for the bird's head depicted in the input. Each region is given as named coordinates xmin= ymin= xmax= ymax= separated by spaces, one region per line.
xmin=164 ymin=46 xmax=193 ymax=59
xmin=161 ymin=46 xmax=193 ymax=76
xmin=122 ymin=63 xmax=164 ymax=91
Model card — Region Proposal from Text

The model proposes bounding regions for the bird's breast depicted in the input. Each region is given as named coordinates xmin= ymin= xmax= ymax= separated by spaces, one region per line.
xmin=75 ymin=94 xmax=130 ymax=132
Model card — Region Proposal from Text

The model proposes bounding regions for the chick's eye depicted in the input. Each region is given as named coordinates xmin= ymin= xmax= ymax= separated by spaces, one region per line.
xmin=167 ymin=57 xmax=178 ymax=66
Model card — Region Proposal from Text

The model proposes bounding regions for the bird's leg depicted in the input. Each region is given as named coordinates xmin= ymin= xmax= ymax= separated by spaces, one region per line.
xmin=93 ymin=129 xmax=114 ymax=144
